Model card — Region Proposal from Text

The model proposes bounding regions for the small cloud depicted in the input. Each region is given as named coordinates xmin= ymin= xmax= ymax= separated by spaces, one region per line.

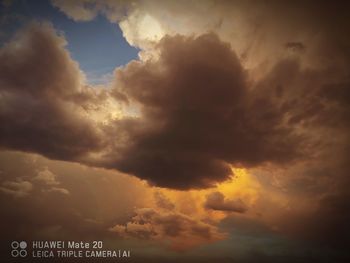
xmin=46 ymin=187 xmax=70 ymax=195
xmin=33 ymin=168 xmax=70 ymax=195
xmin=86 ymin=71 xmax=114 ymax=86
xmin=51 ymin=0 xmax=98 ymax=21
xmin=285 ymin=42 xmax=305 ymax=52
xmin=34 ymin=167 xmax=59 ymax=186
xmin=204 ymin=191 xmax=247 ymax=213
xmin=0 ymin=179 xmax=33 ymax=197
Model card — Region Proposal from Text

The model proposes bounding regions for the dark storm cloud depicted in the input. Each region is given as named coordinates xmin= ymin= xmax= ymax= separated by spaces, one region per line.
xmin=250 ymin=49 xmax=350 ymax=137
xmin=276 ymin=151 xmax=350 ymax=251
xmin=1 ymin=1 xmax=350 ymax=262
xmin=102 ymin=33 xmax=302 ymax=189
xmin=0 ymin=2 xmax=349 ymax=194
xmin=252 ymin=52 xmax=350 ymax=249
xmin=0 ymin=22 xmax=104 ymax=161
xmin=204 ymin=191 xmax=247 ymax=213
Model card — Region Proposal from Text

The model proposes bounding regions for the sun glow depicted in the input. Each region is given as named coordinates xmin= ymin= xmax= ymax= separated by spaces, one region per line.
xmin=217 ymin=168 xmax=261 ymax=206
xmin=152 ymin=168 xmax=262 ymax=223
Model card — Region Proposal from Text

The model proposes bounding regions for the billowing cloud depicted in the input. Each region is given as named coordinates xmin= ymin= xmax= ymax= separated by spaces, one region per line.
xmin=34 ymin=167 xmax=60 ymax=186
xmin=33 ymin=167 xmax=70 ymax=195
xmin=0 ymin=22 xmax=104 ymax=161
xmin=2 ymin=3 xmax=349 ymax=193
xmin=97 ymin=33 xmax=302 ymax=189
xmin=1 ymin=19 xmax=348 ymax=193
xmin=205 ymin=191 xmax=247 ymax=213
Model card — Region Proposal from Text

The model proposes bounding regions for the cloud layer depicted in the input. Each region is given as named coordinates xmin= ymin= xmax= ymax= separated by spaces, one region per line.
xmin=1 ymin=1 xmax=350 ymax=260
xmin=109 ymin=207 xmax=225 ymax=251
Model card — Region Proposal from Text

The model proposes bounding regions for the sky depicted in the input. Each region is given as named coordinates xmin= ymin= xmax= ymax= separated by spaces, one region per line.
xmin=0 ymin=0 xmax=139 ymax=84
xmin=0 ymin=0 xmax=349 ymax=262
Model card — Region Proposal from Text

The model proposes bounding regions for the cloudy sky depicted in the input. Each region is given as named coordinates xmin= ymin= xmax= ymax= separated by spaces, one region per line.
xmin=0 ymin=0 xmax=349 ymax=262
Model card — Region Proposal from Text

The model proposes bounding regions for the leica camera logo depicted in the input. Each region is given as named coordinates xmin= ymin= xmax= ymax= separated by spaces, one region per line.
xmin=11 ymin=241 xmax=27 ymax=257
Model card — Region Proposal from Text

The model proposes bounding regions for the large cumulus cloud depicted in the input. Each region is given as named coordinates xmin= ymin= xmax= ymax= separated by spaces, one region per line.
xmin=99 ymin=33 xmax=302 ymax=189
xmin=0 ymin=23 xmax=104 ymax=161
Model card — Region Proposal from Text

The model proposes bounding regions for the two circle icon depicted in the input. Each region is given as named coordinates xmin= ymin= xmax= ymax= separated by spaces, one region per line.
xmin=11 ymin=241 xmax=27 ymax=257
